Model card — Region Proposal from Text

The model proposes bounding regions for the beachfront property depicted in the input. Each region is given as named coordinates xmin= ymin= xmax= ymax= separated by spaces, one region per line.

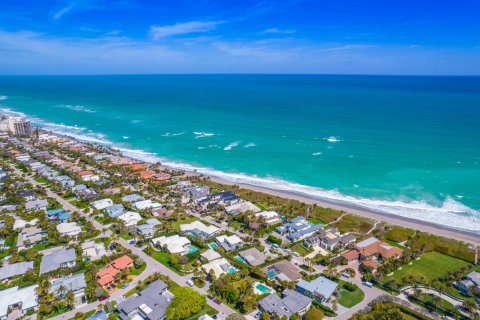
xmin=0 ymin=285 xmax=38 ymax=319
xmin=0 ymin=261 xmax=34 ymax=282
xmin=305 ymin=228 xmax=356 ymax=251
xmin=82 ymin=240 xmax=109 ymax=261
xmin=179 ymin=220 xmax=220 ymax=239
xmin=118 ymin=211 xmax=143 ymax=227
xmin=296 ymin=276 xmax=338 ymax=303
xmin=16 ymin=226 xmax=47 ymax=250
xmin=91 ymin=198 xmax=114 ymax=210
xmin=151 ymin=235 xmax=191 ymax=254
xmin=116 ymin=280 xmax=173 ymax=320
xmin=25 ymin=199 xmax=48 ymax=211
xmin=264 ymin=260 xmax=302 ymax=282
xmin=259 ymin=289 xmax=312 ymax=319
xmin=225 ymin=200 xmax=261 ymax=216
xmin=276 ymin=216 xmax=323 ymax=242
xmin=132 ymin=199 xmax=161 ymax=211
xmin=238 ymin=247 xmax=267 ymax=266
xmin=57 ymin=222 xmax=82 ymax=237
xmin=105 ymin=203 xmax=125 ymax=218
xmin=202 ymin=257 xmax=235 ymax=278
xmin=254 ymin=211 xmax=282 ymax=226
xmin=183 ymin=186 xmax=210 ymax=203
xmin=96 ymin=255 xmax=134 ymax=288
xmin=136 ymin=218 xmax=161 ymax=237
xmin=343 ymin=237 xmax=403 ymax=261
xmin=457 ymin=271 xmax=480 ymax=296
xmin=205 ymin=191 xmax=240 ymax=206
xmin=50 ymin=273 xmax=87 ymax=305
xmin=215 ymin=234 xmax=244 ymax=251
xmin=40 ymin=247 xmax=77 ymax=275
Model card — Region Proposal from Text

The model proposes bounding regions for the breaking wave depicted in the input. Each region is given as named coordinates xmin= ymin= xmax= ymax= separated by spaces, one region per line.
xmin=224 ymin=141 xmax=241 ymax=151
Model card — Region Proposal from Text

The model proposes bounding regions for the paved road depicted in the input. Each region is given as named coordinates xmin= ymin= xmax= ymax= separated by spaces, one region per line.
xmin=11 ymin=165 xmax=236 ymax=319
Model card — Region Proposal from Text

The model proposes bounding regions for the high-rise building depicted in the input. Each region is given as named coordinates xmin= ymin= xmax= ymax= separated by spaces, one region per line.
xmin=0 ymin=115 xmax=32 ymax=136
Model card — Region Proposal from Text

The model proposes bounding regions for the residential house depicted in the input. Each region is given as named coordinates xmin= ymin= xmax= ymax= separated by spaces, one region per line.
xmin=118 ymin=211 xmax=142 ymax=227
xmin=105 ymin=204 xmax=125 ymax=218
xmin=81 ymin=241 xmax=109 ymax=261
xmin=225 ymin=200 xmax=261 ymax=216
xmin=96 ymin=255 xmax=134 ymax=288
xmin=180 ymin=220 xmax=220 ymax=240
xmin=25 ymin=199 xmax=48 ymax=211
xmin=16 ymin=190 xmax=36 ymax=201
xmin=151 ymin=235 xmax=191 ymax=255
xmin=136 ymin=219 xmax=161 ymax=238
xmin=54 ymin=175 xmax=75 ymax=189
xmin=207 ymin=191 xmax=240 ymax=206
xmin=78 ymin=170 xmax=99 ymax=182
xmin=354 ymin=237 xmax=404 ymax=260
xmin=215 ymin=234 xmax=244 ymax=251
xmin=238 ymin=247 xmax=267 ymax=266
xmin=458 ymin=271 xmax=480 ymax=296
xmin=132 ymin=199 xmax=161 ymax=211
xmin=184 ymin=186 xmax=209 ymax=203
xmin=122 ymin=194 xmax=145 ymax=203
xmin=0 ymin=285 xmax=38 ymax=319
xmin=202 ymin=257 xmax=235 ymax=278
xmin=16 ymin=226 xmax=46 ymax=250
xmin=117 ymin=280 xmax=173 ymax=320
xmin=40 ymin=247 xmax=77 ymax=275
xmin=200 ymin=249 xmax=222 ymax=262
xmin=296 ymin=276 xmax=338 ymax=303
xmin=0 ymin=261 xmax=34 ymax=282
xmin=259 ymin=289 xmax=312 ymax=319
xmin=91 ymin=198 xmax=114 ymax=210
xmin=264 ymin=260 xmax=302 ymax=282
xmin=305 ymin=228 xmax=356 ymax=251
xmin=50 ymin=273 xmax=87 ymax=305
xmin=276 ymin=216 xmax=323 ymax=242
xmin=255 ymin=211 xmax=282 ymax=226
xmin=57 ymin=222 xmax=82 ymax=237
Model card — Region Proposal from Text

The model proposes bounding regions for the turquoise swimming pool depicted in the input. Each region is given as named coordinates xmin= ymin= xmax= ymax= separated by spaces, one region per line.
xmin=256 ymin=284 xmax=272 ymax=294
xmin=227 ymin=267 xmax=236 ymax=274
xmin=267 ymin=270 xmax=276 ymax=279
xmin=187 ymin=245 xmax=199 ymax=254
xmin=209 ymin=243 xmax=218 ymax=249
xmin=234 ymin=256 xmax=246 ymax=263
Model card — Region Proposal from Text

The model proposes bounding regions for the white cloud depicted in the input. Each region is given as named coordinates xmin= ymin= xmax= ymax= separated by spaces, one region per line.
xmin=214 ymin=41 xmax=295 ymax=60
xmin=53 ymin=5 xmax=74 ymax=20
xmin=262 ymin=27 xmax=296 ymax=35
xmin=150 ymin=21 xmax=223 ymax=40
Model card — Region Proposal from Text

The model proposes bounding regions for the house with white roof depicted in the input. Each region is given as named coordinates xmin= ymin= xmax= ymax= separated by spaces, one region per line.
xmin=118 ymin=211 xmax=142 ymax=227
xmin=56 ymin=222 xmax=82 ymax=237
xmin=200 ymin=249 xmax=222 ymax=262
xmin=133 ymin=199 xmax=161 ymax=210
xmin=180 ymin=220 xmax=219 ymax=240
xmin=225 ymin=200 xmax=261 ymax=216
xmin=202 ymin=258 xmax=235 ymax=278
xmin=82 ymin=241 xmax=109 ymax=261
xmin=151 ymin=235 xmax=191 ymax=255
xmin=215 ymin=234 xmax=244 ymax=251
xmin=0 ymin=285 xmax=38 ymax=318
xmin=91 ymin=198 xmax=114 ymax=210
xmin=255 ymin=211 xmax=282 ymax=226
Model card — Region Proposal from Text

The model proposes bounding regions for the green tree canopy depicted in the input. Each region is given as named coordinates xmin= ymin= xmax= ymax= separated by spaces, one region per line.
xmin=166 ymin=287 xmax=206 ymax=320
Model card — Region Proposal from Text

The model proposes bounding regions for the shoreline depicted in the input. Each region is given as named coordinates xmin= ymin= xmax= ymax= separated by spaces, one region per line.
xmin=40 ymin=129 xmax=480 ymax=246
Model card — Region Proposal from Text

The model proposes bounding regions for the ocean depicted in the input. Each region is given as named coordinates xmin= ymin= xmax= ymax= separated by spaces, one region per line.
xmin=0 ymin=74 xmax=479 ymax=232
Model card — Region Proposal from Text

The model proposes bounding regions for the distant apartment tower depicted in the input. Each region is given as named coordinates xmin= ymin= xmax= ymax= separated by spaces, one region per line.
xmin=0 ymin=115 xmax=32 ymax=136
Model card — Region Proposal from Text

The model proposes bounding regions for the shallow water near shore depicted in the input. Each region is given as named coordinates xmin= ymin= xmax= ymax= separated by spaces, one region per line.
xmin=1 ymin=74 xmax=479 ymax=232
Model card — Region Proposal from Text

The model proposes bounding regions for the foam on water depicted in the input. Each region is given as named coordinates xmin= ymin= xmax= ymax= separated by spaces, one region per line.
xmin=3 ymin=106 xmax=480 ymax=233
xmin=325 ymin=136 xmax=341 ymax=142
xmin=0 ymin=96 xmax=7 ymax=100
xmin=244 ymin=143 xmax=256 ymax=148
xmin=193 ymin=132 xmax=216 ymax=138
xmin=57 ymin=104 xmax=95 ymax=113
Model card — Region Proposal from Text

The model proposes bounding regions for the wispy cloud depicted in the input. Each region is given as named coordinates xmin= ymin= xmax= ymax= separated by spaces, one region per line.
xmin=262 ymin=27 xmax=297 ymax=35
xmin=53 ymin=0 xmax=101 ymax=20
xmin=150 ymin=21 xmax=223 ymax=40
xmin=214 ymin=41 xmax=296 ymax=60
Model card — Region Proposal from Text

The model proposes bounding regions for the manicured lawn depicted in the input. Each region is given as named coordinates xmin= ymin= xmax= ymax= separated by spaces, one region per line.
xmin=337 ymin=282 xmax=365 ymax=308
xmin=384 ymin=251 xmax=471 ymax=285
xmin=307 ymin=217 xmax=325 ymax=225
xmin=34 ymin=177 xmax=48 ymax=183
xmin=130 ymin=263 xmax=147 ymax=276
xmin=171 ymin=215 xmax=198 ymax=231
xmin=290 ymin=243 xmax=313 ymax=257
xmin=148 ymin=249 xmax=192 ymax=275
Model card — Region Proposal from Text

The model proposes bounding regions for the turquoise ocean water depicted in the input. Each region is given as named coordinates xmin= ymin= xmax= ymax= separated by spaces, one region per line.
xmin=0 ymin=75 xmax=479 ymax=232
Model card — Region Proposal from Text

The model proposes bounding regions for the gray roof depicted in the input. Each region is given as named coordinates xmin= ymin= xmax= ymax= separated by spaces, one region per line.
xmin=297 ymin=276 xmax=338 ymax=300
xmin=25 ymin=199 xmax=48 ymax=211
xmin=0 ymin=261 xmax=34 ymax=281
xmin=122 ymin=194 xmax=145 ymax=203
xmin=239 ymin=248 xmax=267 ymax=266
xmin=356 ymin=237 xmax=378 ymax=248
xmin=467 ymin=271 xmax=480 ymax=285
xmin=105 ymin=204 xmax=125 ymax=218
xmin=50 ymin=273 xmax=86 ymax=295
xmin=40 ymin=247 xmax=76 ymax=274
xmin=87 ymin=311 xmax=107 ymax=320
xmin=117 ymin=280 xmax=170 ymax=320
xmin=259 ymin=289 xmax=312 ymax=318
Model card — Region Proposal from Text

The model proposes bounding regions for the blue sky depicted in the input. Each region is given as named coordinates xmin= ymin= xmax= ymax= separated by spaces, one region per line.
xmin=0 ymin=0 xmax=479 ymax=75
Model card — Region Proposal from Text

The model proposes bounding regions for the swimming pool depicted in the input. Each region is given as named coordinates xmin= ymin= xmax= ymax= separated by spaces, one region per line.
xmin=187 ymin=245 xmax=199 ymax=254
xmin=209 ymin=243 xmax=218 ymax=249
xmin=256 ymin=284 xmax=272 ymax=294
xmin=234 ymin=256 xmax=246 ymax=263
xmin=267 ymin=270 xmax=276 ymax=279
xmin=227 ymin=267 xmax=236 ymax=274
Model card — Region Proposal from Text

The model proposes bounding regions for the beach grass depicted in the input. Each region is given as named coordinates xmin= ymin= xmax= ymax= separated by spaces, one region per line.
xmin=333 ymin=214 xmax=374 ymax=233
xmin=384 ymin=226 xmax=415 ymax=243
xmin=384 ymin=251 xmax=471 ymax=285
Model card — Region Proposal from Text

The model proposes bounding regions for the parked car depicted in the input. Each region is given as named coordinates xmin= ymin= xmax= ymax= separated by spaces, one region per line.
xmin=99 ymin=295 xmax=110 ymax=301
xmin=129 ymin=240 xmax=136 ymax=245
xmin=341 ymin=272 xmax=351 ymax=278
xmin=122 ymin=283 xmax=130 ymax=289
xmin=362 ymin=281 xmax=373 ymax=287
xmin=214 ymin=298 xmax=221 ymax=304
xmin=186 ymin=280 xmax=194 ymax=287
